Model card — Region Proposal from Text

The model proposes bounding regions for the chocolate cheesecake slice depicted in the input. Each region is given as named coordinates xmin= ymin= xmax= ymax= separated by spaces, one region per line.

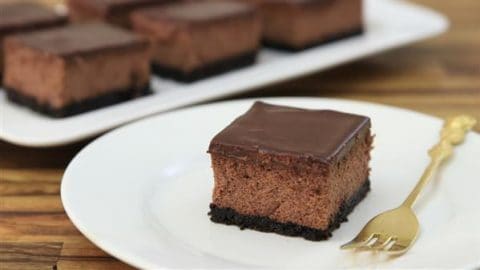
xmin=0 ymin=3 xmax=67 ymax=77
xmin=131 ymin=1 xmax=262 ymax=82
xmin=67 ymin=0 xmax=171 ymax=28
xmin=208 ymin=102 xmax=372 ymax=240
xmin=3 ymin=23 xmax=150 ymax=117
xmin=241 ymin=0 xmax=363 ymax=51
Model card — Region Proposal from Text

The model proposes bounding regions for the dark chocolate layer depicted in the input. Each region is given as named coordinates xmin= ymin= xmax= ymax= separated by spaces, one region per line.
xmin=264 ymin=27 xmax=364 ymax=51
xmin=0 ymin=3 xmax=67 ymax=35
xmin=209 ymin=179 xmax=370 ymax=241
xmin=4 ymin=85 xmax=150 ymax=118
xmin=11 ymin=23 xmax=147 ymax=57
xmin=152 ymin=51 xmax=256 ymax=82
xmin=209 ymin=101 xmax=370 ymax=164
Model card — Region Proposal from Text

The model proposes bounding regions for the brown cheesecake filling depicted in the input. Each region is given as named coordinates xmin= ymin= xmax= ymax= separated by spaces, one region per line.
xmin=4 ymin=42 xmax=148 ymax=109
xmin=131 ymin=1 xmax=261 ymax=74
xmin=211 ymin=131 xmax=371 ymax=230
xmin=242 ymin=0 xmax=363 ymax=50
xmin=0 ymin=3 xmax=67 ymax=76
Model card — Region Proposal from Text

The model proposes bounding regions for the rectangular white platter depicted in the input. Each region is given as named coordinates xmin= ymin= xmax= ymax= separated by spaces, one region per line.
xmin=0 ymin=0 xmax=448 ymax=147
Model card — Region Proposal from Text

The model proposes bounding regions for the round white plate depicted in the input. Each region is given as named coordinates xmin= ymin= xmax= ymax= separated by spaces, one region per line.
xmin=61 ymin=98 xmax=480 ymax=269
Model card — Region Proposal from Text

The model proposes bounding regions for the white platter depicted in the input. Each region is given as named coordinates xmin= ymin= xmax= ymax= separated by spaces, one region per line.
xmin=0 ymin=0 xmax=448 ymax=147
xmin=61 ymin=97 xmax=480 ymax=269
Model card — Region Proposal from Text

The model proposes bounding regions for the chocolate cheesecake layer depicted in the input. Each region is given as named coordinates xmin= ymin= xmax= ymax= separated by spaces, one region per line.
xmin=264 ymin=27 xmax=363 ymax=51
xmin=3 ymin=23 xmax=150 ymax=117
xmin=0 ymin=3 xmax=67 ymax=76
xmin=209 ymin=179 xmax=370 ymax=241
xmin=210 ymin=126 xmax=372 ymax=231
xmin=131 ymin=1 xmax=261 ymax=82
xmin=241 ymin=0 xmax=363 ymax=50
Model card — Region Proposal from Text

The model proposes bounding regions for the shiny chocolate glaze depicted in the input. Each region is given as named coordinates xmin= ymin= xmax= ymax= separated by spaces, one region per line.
xmin=10 ymin=23 xmax=147 ymax=57
xmin=209 ymin=101 xmax=370 ymax=164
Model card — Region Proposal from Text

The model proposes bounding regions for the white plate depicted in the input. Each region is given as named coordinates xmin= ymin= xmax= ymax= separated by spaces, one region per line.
xmin=0 ymin=0 xmax=448 ymax=147
xmin=61 ymin=97 xmax=480 ymax=269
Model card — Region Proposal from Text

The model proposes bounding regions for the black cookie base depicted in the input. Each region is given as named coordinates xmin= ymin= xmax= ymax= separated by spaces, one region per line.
xmin=264 ymin=27 xmax=364 ymax=52
xmin=209 ymin=179 xmax=370 ymax=241
xmin=5 ymin=85 xmax=151 ymax=118
xmin=151 ymin=51 xmax=257 ymax=83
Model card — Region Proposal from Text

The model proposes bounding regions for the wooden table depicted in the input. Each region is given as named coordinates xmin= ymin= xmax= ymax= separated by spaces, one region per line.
xmin=1 ymin=1 xmax=479 ymax=269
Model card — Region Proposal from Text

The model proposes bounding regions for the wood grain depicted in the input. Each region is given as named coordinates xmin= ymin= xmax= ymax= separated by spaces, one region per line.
xmin=0 ymin=0 xmax=479 ymax=269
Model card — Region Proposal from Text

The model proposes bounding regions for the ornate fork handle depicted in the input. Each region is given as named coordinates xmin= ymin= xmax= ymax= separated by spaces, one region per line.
xmin=402 ymin=115 xmax=477 ymax=208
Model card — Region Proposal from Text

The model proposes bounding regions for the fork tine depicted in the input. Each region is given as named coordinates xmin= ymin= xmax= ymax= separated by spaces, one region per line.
xmin=386 ymin=243 xmax=408 ymax=254
xmin=340 ymin=234 xmax=376 ymax=250
xmin=370 ymin=236 xmax=396 ymax=251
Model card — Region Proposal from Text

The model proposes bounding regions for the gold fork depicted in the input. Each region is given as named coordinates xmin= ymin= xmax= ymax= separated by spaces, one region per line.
xmin=341 ymin=115 xmax=477 ymax=254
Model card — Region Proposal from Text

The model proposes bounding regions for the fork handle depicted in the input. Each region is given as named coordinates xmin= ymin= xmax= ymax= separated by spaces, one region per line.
xmin=401 ymin=115 xmax=476 ymax=208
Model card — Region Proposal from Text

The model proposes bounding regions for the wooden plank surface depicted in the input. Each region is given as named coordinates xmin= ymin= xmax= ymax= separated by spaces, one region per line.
xmin=1 ymin=0 xmax=479 ymax=269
